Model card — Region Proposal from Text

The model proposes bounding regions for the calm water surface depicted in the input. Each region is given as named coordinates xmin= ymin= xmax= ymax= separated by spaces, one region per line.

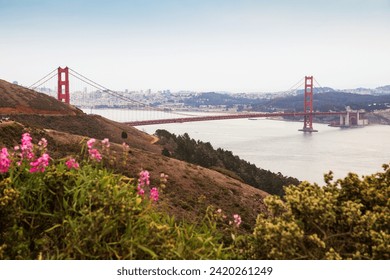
xmin=88 ymin=108 xmax=390 ymax=184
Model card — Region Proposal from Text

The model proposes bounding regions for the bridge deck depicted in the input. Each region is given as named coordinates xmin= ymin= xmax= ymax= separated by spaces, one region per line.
xmin=124 ymin=112 xmax=346 ymax=126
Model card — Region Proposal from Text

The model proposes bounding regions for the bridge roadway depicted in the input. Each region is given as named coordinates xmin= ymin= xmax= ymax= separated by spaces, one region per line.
xmin=124 ymin=111 xmax=346 ymax=126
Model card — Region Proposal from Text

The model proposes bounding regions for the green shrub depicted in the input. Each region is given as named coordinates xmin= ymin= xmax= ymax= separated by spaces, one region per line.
xmin=245 ymin=167 xmax=390 ymax=260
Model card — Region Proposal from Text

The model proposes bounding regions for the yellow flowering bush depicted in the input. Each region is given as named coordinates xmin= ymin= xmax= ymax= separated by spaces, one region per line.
xmin=247 ymin=166 xmax=389 ymax=259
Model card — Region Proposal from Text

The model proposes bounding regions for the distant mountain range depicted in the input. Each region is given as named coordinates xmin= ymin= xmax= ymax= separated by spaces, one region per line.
xmin=183 ymin=85 xmax=390 ymax=113
xmin=295 ymin=85 xmax=390 ymax=96
xmin=251 ymin=91 xmax=390 ymax=112
xmin=341 ymin=85 xmax=390 ymax=96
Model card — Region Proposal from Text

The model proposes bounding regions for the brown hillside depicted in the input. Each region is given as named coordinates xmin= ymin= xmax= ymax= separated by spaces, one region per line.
xmin=0 ymin=79 xmax=269 ymax=230
xmin=0 ymin=79 xmax=81 ymax=115
xmin=0 ymin=79 xmax=160 ymax=153
xmin=9 ymin=114 xmax=160 ymax=154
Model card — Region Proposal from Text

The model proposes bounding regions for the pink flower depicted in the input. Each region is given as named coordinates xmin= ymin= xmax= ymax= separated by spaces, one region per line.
xmin=233 ymin=214 xmax=242 ymax=227
xmin=87 ymin=138 xmax=96 ymax=149
xmin=137 ymin=185 xmax=145 ymax=196
xmin=138 ymin=170 xmax=150 ymax=187
xmin=29 ymin=153 xmax=50 ymax=173
xmin=0 ymin=147 xmax=11 ymax=173
xmin=102 ymin=138 xmax=110 ymax=148
xmin=65 ymin=158 xmax=79 ymax=169
xmin=150 ymin=187 xmax=159 ymax=202
xmin=21 ymin=133 xmax=32 ymax=146
xmin=88 ymin=148 xmax=102 ymax=162
xmin=38 ymin=138 xmax=48 ymax=148
xmin=21 ymin=133 xmax=34 ymax=160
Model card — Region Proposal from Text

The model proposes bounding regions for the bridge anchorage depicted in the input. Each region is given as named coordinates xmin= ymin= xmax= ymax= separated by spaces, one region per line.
xmin=330 ymin=107 xmax=368 ymax=128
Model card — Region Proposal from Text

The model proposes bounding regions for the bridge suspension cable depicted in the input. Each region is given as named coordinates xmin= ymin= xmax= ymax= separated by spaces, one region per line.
xmin=28 ymin=68 xmax=58 ymax=90
xmin=282 ymin=77 xmax=305 ymax=95
xmin=313 ymin=77 xmax=323 ymax=89
xmin=68 ymin=68 xmax=153 ymax=108
xmin=262 ymin=77 xmax=305 ymax=108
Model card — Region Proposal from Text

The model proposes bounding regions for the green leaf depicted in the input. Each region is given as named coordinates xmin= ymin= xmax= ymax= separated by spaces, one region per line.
xmin=44 ymin=224 xmax=62 ymax=233
xmin=136 ymin=244 xmax=157 ymax=259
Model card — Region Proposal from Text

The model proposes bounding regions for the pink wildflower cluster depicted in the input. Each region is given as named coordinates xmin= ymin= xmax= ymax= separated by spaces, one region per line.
xmin=21 ymin=133 xmax=50 ymax=173
xmin=27 ymin=133 xmax=50 ymax=173
xmin=233 ymin=214 xmax=242 ymax=227
xmin=102 ymin=138 xmax=110 ymax=149
xmin=87 ymin=138 xmax=96 ymax=149
xmin=138 ymin=170 xmax=150 ymax=187
xmin=137 ymin=170 xmax=150 ymax=196
xmin=136 ymin=170 xmax=159 ymax=201
xmin=0 ymin=148 xmax=11 ymax=173
xmin=89 ymin=149 xmax=102 ymax=161
xmin=86 ymin=138 xmax=102 ymax=162
xmin=150 ymin=187 xmax=159 ymax=202
xmin=137 ymin=186 xmax=145 ymax=196
xmin=20 ymin=132 xmax=34 ymax=160
xmin=3 ymin=133 xmax=52 ymax=173
xmin=215 ymin=209 xmax=241 ymax=228
xmin=65 ymin=158 xmax=79 ymax=170
xmin=29 ymin=153 xmax=50 ymax=173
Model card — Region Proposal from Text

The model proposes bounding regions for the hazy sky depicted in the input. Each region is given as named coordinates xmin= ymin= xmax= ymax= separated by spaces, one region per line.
xmin=1 ymin=0 xmax=389 ymax=92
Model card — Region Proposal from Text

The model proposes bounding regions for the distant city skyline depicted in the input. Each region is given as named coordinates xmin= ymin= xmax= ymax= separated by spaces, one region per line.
xmin=1 ymin=0 xmax=389 ymax=93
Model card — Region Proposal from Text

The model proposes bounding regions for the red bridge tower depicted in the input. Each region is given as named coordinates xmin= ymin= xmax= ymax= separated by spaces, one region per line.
xmin=57 ymin=67 xmax=70 ymax=104
xmin=299 ymin=76 xmax=318 ymax=132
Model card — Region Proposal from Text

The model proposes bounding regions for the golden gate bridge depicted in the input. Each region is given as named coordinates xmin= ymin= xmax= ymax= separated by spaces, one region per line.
xmin=29 ymin=66 xmax=365 ymax=132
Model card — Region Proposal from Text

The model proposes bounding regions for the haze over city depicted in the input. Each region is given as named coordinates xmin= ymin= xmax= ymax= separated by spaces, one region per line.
xmin=1 ymin=0 xmax=389 ymax=92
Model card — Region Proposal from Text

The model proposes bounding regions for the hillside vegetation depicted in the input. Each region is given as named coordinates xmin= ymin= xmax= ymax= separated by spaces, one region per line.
xmin=1 ymin=133 xmax=388 ymax=259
